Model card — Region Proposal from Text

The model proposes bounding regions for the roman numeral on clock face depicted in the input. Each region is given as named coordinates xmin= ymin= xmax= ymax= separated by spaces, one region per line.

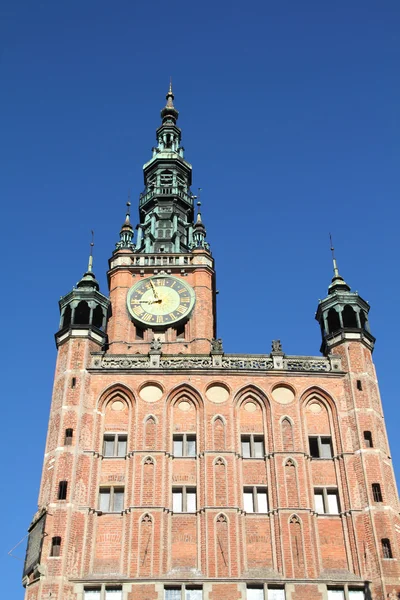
xmin=176 ymin=305 xmax=186 ymax=314
xmin=142 ymin=313 xmax=153 ymax=322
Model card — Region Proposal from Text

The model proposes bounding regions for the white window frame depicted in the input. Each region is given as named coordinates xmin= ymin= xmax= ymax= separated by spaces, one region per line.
xmin=327 ymin=586 xmax=365 ymax=600
xmin=173 ymin=433 xmax=197 ymax=457
xmin=83 ymin=586 xmax=123 ymax=600
xmin=245 ymin=584 xmax=286 ymax=599
xmin=241 ymin=434 xmax=265 ymax=458
xmin=164 ymin=585 xmax=203 ymax=599
xmin=98 ymin=487 xmax=125 ymax=513
xmin=314 ymin=488 xmax=340 ymax=514
xmin=172 ymin=486 xmax=197 ymax=513
xmin=102 ymin=433 xmax=127 ymax=458
xmin=243 ymin=487 xmax=269 ymax=513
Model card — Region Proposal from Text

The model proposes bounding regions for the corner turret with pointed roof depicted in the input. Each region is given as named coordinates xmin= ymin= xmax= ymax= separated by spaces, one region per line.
xmin=315 ymin=238 xmax=375 ymax=355
xmin=56 ymin=235 xmax=110 ymax=348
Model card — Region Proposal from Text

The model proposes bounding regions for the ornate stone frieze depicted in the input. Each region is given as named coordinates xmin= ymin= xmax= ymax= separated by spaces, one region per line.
xmin=90 ymin=353 xmax=340 ymax=372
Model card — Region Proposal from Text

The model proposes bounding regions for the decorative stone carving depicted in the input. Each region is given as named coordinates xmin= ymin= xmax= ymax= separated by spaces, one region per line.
xmin=150 ymin=337 xmax=162 ymax=352
xmin=91 ymin=353 xmax=336 ymax=373
xmin=141 ymin=513 xmax=152 ymax=523
xmin=216 ymin=514 xmax=227 ymax=523
xmin=271 ymin=339 xmax=283 ymax=354
xmin=211 ymin=338 xmax=224 ymax=353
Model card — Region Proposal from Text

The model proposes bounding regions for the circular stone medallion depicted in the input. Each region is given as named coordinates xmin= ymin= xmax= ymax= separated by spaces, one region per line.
xmin=111 ymin=400 xmax=125 ymax=411
xmin=178 ymin=401 xmax=191 ymax=412
xmin=206 ymin=383 xmax=230 ymax=404
xmin=308 ymin=402 xmax=322 ymax=414
xmin=139 ymin=383 xmax=163 ymax=403
xmin=271 ymin=385 xmax=295 ymax=405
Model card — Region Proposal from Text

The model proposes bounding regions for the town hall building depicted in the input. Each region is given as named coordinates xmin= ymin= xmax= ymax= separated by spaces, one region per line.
xmin=22 ymin=85 xmax=400 ymax=600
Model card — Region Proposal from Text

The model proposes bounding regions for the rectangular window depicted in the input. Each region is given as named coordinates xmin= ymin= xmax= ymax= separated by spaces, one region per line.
xmin=173 ymin=434 xmax=196 ymax=457
xmin=98 ymin=487 xmax=124 ymax=512
xmin=105 ymin=588 xmax=123 ymax=600
xmin=185 ymin=587 xmax=203 ymax=600
xmin=372 ymin=483 xmax=383 ymax=502
xmin=243 ymin=487 xmax=269 ymax=513
xmin=268 ymin=589 xmax=286 ymax=600
xmin=363 ymin=431 xmax=373 ymax=448
xmin=348 ymin=591 xmax=365 ymax=599
xmin=165 ymin=588 xmax=182 ymax=600
xmin=84 ymin=587 xmax=122 ymax=600
xmin=50 ymin=536 xmax=61 ymax=557
xmin=84 ymin=590 xmax=101 ymax=600
xmin=309 ymin=436 xmax=333 ymax=458
xmin=241 ymin=434 xmax=265 ymax=458
xmin=64 ymin=428 xmax=73 ymax=446
xmin=314 ymin=488 xmax=340 ymax=514
xmin=58 ymin=480 xmax=68 ymax=500
xmin=103 ymin=434 xmax=127 ymax=457
xmin=382 ymin=538 xmax=393 ymax=559
xmin=172 ymin=487 xmax=197 ymax=513
xmin=247 ymin=586 xmax=264 ymax=600
xmin=327 ymin=591 xmax=345 ymax=600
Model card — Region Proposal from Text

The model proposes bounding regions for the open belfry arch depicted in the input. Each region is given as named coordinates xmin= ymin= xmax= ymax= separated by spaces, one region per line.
xmin=22 ymin=84 xmax=400 ymax=600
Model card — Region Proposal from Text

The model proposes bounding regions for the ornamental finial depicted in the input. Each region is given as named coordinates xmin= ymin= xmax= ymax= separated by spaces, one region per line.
xmin=327 ymin=233 xmax=350 ymax=294
xmin=88 ymin=230 xmax=94 ymax=272
xmin=115 ymin=196 xmax=135 ymax=251
xmin=329 ymin=233 xmax=339 ymax=278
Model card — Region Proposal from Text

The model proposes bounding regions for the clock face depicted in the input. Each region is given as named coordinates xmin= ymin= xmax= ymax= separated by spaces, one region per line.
xmin=127 ymin=275 xmax=196 ymax=327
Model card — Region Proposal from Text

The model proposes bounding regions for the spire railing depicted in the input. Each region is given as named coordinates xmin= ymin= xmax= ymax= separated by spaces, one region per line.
xmin=140 ymin=186 xmax=194 ymax=207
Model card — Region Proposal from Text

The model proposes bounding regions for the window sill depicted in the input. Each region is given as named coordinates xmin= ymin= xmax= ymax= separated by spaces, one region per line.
xmin=241 ymin=456 xmax=266 ymax=460
xmin=172 ymin=511 xmax=197 ymax=515
xmin=102 ymin=455 xmax=127 ymax=460
xmin=172 ymin=455 xmax=197 ymax=459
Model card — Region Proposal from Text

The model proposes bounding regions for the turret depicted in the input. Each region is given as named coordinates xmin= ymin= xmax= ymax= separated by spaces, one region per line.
xmin=315 ymin=241 xmax=375 ymax=355
xmin=56 ymin=240 xmax=110 ymax=348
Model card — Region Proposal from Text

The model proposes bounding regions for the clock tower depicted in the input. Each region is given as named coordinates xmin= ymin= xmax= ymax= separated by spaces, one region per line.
xmin=22 ymin=85 xmax=400 ymax=600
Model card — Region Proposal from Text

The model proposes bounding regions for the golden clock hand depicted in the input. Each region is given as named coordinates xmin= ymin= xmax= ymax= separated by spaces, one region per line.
xmin=150 ymin=279 xmax=159 ymax=300
xmin=131 ymin=299 xmax=161 ymax=305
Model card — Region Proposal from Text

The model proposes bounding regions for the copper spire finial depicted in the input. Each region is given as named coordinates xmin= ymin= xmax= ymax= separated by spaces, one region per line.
xmin=329 ymin=233 xmax=339 ymax=278
xmin=88 ymin=230 xmax=94 ymax=272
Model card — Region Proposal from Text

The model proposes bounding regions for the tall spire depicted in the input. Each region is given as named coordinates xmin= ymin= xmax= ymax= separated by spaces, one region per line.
xmin=328 ymin=234 xmax=350 ymax=294
xmin=77 ymin=231 xmax=99 ymax=290
xmin=191 ymin=190 xmax=210 ymax=251
xmin=115 ymin=198 xmax=135 ymax=251
xmin=160 ymin=79 xmax=179 ymax=125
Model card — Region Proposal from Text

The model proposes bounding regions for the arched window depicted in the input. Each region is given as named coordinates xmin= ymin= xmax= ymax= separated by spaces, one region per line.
xmin=92 ymin=305 xmax=103 ymax=329
xmin=360 ymin=310 xmax=368 ymax=330
xmin=74 ymin=301 xmax=90 ymax=325
xmin=342 ymin=305 xmax=358 ymax=328
xmin=327 ymin=308 xmax=340 ymax=333
xmin=382 ymin=538 xmax=393 ymax=559
xmin=63 ymin=305 xmax=72 ymax=328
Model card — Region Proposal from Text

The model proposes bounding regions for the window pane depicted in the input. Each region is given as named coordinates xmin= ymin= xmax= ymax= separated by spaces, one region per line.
xmin=348 ymin=592 xmax=365 ymax=600
xmin=247 ymin=587 xmax=264 ymax=600
xmin=242 ymin=440 xmax=251 ymax=458
xmin=187 ymin=437 xmax=196 ymax=457
xmin=254 ymin=440 xmax=264 ymax=458
xmin=327 ymin=591 xmax=345 ymax=600
xmin=314 ymin=492 xmax=324 ymax=513
xmin=173 ymin=439 xmax=183 ymax=457
xmin=104 ymin=438 xmax=115 ymax=457
xmin=187 ymin=490 xmax=196 ymax=512
xmin=99 ymin=490 xmax=110 ymax=512
xmin=173 ymin=491 xmax=182 ymax=512
xmin=320 ymin=438 xmax=332 ymax=458
xmin=268 ymin=589 xmax=285 ymax=600
xmin=165 ymin=589 xmax=181 ymax=600
xmin=84 ymin=590 xmax=101 ymax=600
xmin=327 ymin=492 xmax=339 ymax=514
xmin=117 ymin=438 xmax=127 ymax=457
xmin=106 ymin=589 xmax=123 ymax=600
xmin=257 ymin=491 xmax=268 ymax=513
xmin=113 ymin=489 xmax=124 ymax=512
xmin=186 ymin=588 xmax=203 ymax=600
xmin=309 ymin=437 xmax=319 ymax=458
xmin=244 ymin=491 xmax=254 ymax=512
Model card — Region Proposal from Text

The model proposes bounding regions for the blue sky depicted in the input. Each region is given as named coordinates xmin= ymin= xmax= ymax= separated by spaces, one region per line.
xmin=1 ymin=1 xmax=399 ymax=597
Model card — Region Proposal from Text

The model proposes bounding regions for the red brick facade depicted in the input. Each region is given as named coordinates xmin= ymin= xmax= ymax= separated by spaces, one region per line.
xmin=21 ymin=243 xmax=400 ymax=600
